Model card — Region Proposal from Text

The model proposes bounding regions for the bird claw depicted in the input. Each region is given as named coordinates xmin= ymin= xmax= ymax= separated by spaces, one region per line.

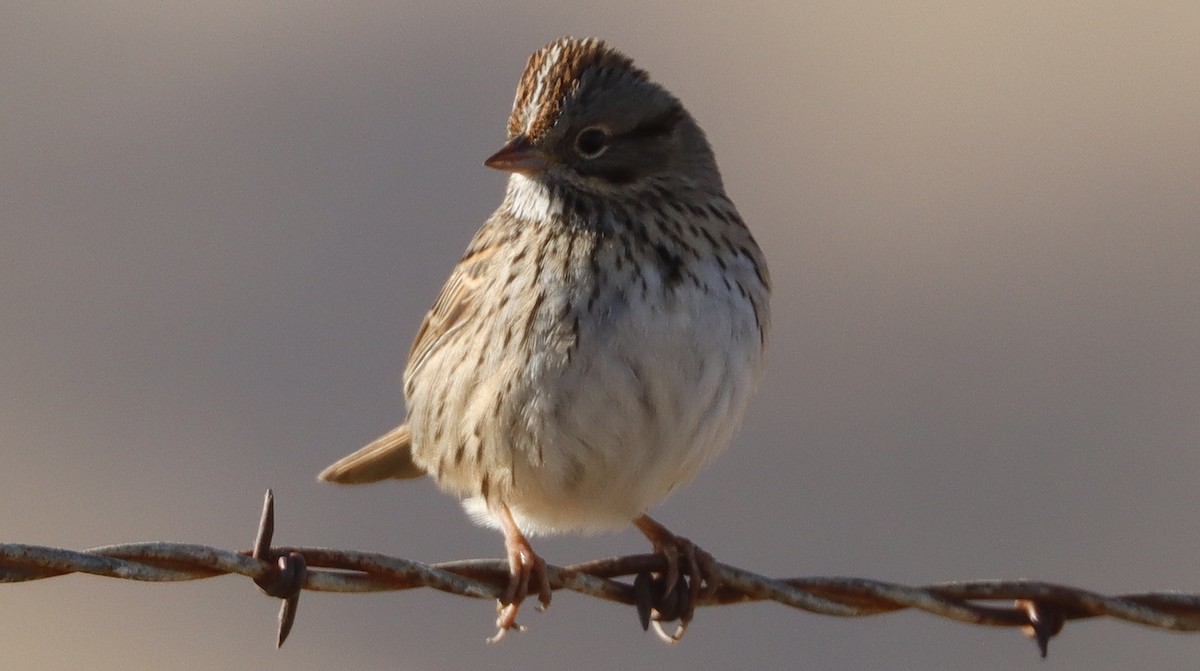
xmin=487 ymin=603 xmax=528 ymax=643
xmin=651 ymin=620 xmax=688 ymax=644
xmin=634 ymin=569 xmax=693 ymax=643
xmin=488 ymin=503 xmax=551 ymax=642
xmin=488 ymin=554 xmax=549 ymax=642
xmin=632 ymin=515 xmax=719 ymax=643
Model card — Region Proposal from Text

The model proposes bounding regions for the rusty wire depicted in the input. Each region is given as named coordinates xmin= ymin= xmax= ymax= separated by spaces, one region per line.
xmin=2 ymin=491 xmax=1199 ymax=658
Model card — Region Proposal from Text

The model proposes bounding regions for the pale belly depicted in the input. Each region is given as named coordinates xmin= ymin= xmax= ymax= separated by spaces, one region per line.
xmin=490 ymin=272 xmax=764 ymax=535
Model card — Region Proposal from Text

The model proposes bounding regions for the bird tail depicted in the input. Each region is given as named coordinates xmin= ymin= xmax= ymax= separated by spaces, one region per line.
xmin=318 ymin=424 xmax=426 ymax=483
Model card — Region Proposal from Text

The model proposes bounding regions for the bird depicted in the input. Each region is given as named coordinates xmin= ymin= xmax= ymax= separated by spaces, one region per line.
xmin=319 ymin=36 xmax=770 ymax=642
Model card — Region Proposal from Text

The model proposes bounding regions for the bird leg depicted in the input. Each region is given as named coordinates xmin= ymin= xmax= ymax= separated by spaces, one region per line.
xmin=632 ymin=514 xmax=718 ymax=643
xmin=488 ymin=502 xmax=552 ymax=643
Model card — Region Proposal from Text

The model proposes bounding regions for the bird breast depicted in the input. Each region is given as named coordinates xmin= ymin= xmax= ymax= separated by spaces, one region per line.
xmin=406 ymin=182 xmax=768 ymax=535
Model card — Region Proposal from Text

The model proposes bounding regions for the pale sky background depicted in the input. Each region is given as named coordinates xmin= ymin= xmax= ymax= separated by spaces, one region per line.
xmin=2 ymin=2 xmax=1199 ymax=669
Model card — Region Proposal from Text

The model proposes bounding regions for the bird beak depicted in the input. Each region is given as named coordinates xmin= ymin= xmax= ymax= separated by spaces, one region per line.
xmin=484 ymin=135 xmax=549 ymax=175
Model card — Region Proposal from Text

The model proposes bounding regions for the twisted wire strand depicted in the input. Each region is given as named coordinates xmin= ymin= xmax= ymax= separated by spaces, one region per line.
xmin=2 ymin=491 xmax=1198 ymax=657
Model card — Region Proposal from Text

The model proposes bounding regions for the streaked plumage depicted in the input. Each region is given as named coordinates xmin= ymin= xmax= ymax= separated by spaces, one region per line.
xmin=320 ymin=36 xmax=770 ymax=640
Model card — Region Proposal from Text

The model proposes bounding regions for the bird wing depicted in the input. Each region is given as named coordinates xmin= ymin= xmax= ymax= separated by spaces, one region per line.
xmin=403 ymin=242 xmax=498 ymax=391
xmin=319 ymin=236 xmax=496 ymax=485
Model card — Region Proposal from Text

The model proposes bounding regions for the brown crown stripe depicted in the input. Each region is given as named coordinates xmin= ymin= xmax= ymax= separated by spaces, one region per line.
xmin=507 ymin=37 xmax=647 ymax=141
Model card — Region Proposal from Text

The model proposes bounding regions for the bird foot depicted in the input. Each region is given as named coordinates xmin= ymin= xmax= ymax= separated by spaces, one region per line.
xmin=632 ymin=514 xmax=718 ymax=643
xmin=487 ymin=504 xmax=552 ymax=643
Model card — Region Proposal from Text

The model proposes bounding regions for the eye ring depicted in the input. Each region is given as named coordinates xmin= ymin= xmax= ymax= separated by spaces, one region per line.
xmin=574 ymin=126 xmax=611 ymax=159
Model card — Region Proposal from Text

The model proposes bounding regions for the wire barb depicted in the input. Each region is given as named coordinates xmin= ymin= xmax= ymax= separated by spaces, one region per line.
xmin=2 ymin=491 xmax=1200 ymax=658
xmin=250 ymin=490 xmax=306 ymax=647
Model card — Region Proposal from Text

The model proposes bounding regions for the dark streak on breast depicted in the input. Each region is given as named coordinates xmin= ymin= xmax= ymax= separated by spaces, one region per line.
xmin=653 ymin=241 xmax=684 ymax=289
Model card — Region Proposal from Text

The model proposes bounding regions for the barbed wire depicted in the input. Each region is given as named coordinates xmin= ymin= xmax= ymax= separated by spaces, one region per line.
xmin=2 ymin=491 xmax=1198 ymax=657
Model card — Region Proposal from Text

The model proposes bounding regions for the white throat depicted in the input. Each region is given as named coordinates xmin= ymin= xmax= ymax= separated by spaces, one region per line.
xmin=503 ymin=173 xmax=563 ymax=222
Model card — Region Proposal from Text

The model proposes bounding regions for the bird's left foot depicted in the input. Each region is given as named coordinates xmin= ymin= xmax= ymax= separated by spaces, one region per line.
xmin=488 ymin=503 xmax=552 ymax=643
xmin=632 ymin=514 xmax=719 ymax=643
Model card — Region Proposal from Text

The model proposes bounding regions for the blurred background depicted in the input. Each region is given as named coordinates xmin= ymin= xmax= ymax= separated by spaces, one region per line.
xmin=2 ymin=2 xmax=1198 ymax=669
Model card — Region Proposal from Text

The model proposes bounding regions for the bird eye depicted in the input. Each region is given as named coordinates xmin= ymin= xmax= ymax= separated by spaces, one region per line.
xmin=574 ymin=126 xmax=610 ymax=159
